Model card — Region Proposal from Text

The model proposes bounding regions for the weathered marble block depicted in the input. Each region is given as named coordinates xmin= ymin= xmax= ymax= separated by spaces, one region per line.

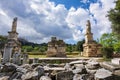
xmin=100 ymin=62 xmax=120 ymax=71
xmin=95 ymin=68 xmax=113 ymax=80
xmin=56 ymin=71 xmax=74 ymax=80
xmin=40 ymin=76 xmax=52 ymax=80
xmin=3 ymin=47 xmax=12 ymax=64
xmin=12 ymin=53 xmax=21 ymax=65
xmin=22 ymin=53 xmax=29 ymax=64
xmin=111 ymin=58 xmax=120 ymax=65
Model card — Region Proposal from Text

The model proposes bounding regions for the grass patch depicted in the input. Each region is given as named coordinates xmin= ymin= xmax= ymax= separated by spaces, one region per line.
xmin=97 ymin=58 xmax=112 ymax=62
xmin=29 ymin=55 xmax=47 ymax=58
xmin=29 ymin=54 xmax=81 ymax=58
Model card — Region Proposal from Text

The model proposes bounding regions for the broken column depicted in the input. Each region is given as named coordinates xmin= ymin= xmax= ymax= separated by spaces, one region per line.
xmin=2 ymin=17 xmax=21 ymax=64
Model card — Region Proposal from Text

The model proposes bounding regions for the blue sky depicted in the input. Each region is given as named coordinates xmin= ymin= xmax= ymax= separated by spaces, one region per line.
xmin=0 ymin=0 xmax=115 ymax=44
xmin=50 ymin=0 xmax=98 ymax=9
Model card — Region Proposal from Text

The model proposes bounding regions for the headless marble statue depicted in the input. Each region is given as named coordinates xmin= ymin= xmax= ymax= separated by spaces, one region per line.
xmin=12 ymin=17 xmax=17 ymax=32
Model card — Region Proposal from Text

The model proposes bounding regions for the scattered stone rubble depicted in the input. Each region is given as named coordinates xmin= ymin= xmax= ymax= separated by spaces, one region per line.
xmin=0 ymin=58 xmax=120 ymax=80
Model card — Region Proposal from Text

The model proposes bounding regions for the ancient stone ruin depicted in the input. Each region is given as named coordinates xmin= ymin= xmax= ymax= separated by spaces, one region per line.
xmin=0 ymin=58 xmax=120 ymax=80
xmin=3 ymin=17 xmax=21 ymax=64
xmin=82 ymin=20 xmax=102 ymax=57
xmin=0 ymin=18 xmax=120 ymax=80
xmin=47 ymin=37 xmax=66 ymax=57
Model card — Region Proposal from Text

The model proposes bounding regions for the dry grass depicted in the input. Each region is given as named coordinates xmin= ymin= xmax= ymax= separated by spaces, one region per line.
xmin=29 ymin=54 xmax=81 ymax=58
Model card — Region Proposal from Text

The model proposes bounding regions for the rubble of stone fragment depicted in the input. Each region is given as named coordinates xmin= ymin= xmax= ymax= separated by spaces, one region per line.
xmin=0 ymin=59 xmax=120 ymax=80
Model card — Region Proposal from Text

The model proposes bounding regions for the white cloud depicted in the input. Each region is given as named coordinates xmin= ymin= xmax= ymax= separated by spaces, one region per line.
xmin=80 ymin=0 xmax=89 ymax=3
xmin=0 ymin=0 xmax=116 ymax=44
xmin=66 ymin=7 xmax=90 ymax=41
xmin=89 ymin=0 xmax=115 ymax=39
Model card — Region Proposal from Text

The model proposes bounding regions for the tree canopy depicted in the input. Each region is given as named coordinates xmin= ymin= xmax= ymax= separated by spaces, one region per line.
xmin=108 ymin=0 xmax=120 ymax=39
xmin=100 ymin=33 xmax=120 ymax=53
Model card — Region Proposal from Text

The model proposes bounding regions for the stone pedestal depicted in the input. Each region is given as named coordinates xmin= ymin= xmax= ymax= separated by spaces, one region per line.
xmin=47 ymin=37 xmax=66 ymax=57
xmin=23 ymin=54 xmax=29 ymax=64
xmin=82 ymin=20 xmax=102 ymax=57
xmin=12 ymin=53 xmax=21 ymax=65
xmin=83 ymin=43 xmax=102 ymax=57
xmin=3 ymin=46 xmax=13 ymax=64
xmin=2 ymin=17 xmax=21 ymax=64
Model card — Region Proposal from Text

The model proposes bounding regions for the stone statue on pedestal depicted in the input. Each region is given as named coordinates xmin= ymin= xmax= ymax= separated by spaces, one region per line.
xmin=82 ymin=20 xmax=102 ymax=57
xmin=86 ymin=20 xmax=91 ymax=34
xmin=2 ymin=17 xmax=21 ymax=64
xmin=12 ymin=17 xmax=17 ymax=32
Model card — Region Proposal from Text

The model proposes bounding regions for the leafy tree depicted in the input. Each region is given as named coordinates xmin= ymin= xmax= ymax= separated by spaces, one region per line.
xmin=0 ymin=35 xmax=7 ymax=49
xmin=101 ymin=47 xmax=113 ymax=58
xmin=22 ymin=46 xmax=33 ymax=52
xmin=33 ymin=47 xmax=39 ymax=51
xmin=66 ymin=44 xmax=73 ymax=53
xmin=100 ymin=33 xmax=118 ymax=48
xmin=76 ymin=39 xmax=85 ymax=52
xmin=114 ymin=41 xmax=120 ymax=53
xmin=108 ymin=0 xmax=120 ymax=39
xmin=39 ymin=46 xmax=47 ymax=53
xmin=100 ymin=33 xmax=120 ymax=58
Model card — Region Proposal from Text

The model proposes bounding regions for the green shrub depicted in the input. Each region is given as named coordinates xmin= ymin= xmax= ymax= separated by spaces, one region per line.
xmin=101 ymin=47 xmax=113 ymax=59
xmin=66 ymin=52 xmax=80 ymax=55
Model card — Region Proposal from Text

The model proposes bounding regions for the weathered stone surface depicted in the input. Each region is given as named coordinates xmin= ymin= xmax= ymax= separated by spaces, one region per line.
xmin=48 ymin=63 xmax=64 ymax=67
xmin=111 ymin=58 xmax=120 ymax=65
xmin=0 ymin=64 xmax=3 ymax=72
xmin=72 ymin=67 xmax=87 ymax=74
xmin=82 ymin=74 xmax=94 ymax=80
xmin=74 ymin=64 xmax=85 ymax=68
xmin=9 ymin=72 xmax=23 ymax=80
xmin=33 ymin=58 xmax=39 ymax=63
xmin=87 ymin=59 xmax=99 ymax=64
xmin=2 ymin=47 xmax=12 ymax=64
xmin=86 ymin=68 xmax=97 ymax=74
xmin=44 ymin=65 xmax=65 ymax=72
xmin=16 ymin=67 xmax=28 ymax=74
xmin=74 ymin=74 xmax=94 ymax=80
xmin=0 ymin=52 xmax=2 ymax=63
xmin=64 ymin=63 xmax=72 ymax=71
xmin=21 ymin=71 xmax=38 ymax=80
xmin=73 ymin=74 xmax=81 ymax=80
xmin=47 ymin=37 xmax=66 ymax=57
xmin=85 ymin=60 xmax=100 ymax=73
xmin=22 ymin=53 xmax=29 ymax=64
xmin=1 ymin=59 xmax=120 ymax=80
xmin=69 ymin=60 xmax=86 ymax=65
xmin=95 ymin=68 xmax=113 ymax=80
xmin=12 ymin=53 xmax=21 ymax=65
xmin=21 ymin=64 xmax=32 ymax=71
xmin=113 ymin=70 xmax=120 ymax=76
xmin=0 ymin=76 xmax=9 ymax=80
xmin=40 ymin=76 xmax=52 ymax=80
xmin=82 ymin=20 xmax=102 ymax=57
xmin=35 ymin=66 xmax=45 ymax=78
xmin=86 ymin=63 xmax=100 ymax=70
xmin=3 ymin=17 xmax=21 ymax=64
xmin=1 ymin=63 xmax=17 ymax=72
xmin=56 ymin=71 xmax=74 ymax=80
xmin=100 ymin=62 xmax=120 ymax=71
xmin=31 ymin=63 xmax=40 ymax=69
